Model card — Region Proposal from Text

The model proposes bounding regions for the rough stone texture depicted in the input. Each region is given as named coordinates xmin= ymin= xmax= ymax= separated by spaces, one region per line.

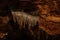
xmin=0 ymin=0 xmax=60 ymax=40
xmin=38 ymin=0 xmax=60 ymax=35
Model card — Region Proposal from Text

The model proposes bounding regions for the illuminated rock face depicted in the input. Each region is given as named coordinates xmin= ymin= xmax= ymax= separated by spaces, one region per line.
xmin=38 ymin=0 xmax=60 ymax=35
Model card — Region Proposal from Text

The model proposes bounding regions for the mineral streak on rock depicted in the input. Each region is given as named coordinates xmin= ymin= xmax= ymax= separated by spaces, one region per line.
xmin=12 ymin=11 xmax=39 ymax=30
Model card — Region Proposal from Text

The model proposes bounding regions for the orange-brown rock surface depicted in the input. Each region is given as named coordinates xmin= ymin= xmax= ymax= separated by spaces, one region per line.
xmin=38 ymin=0 xmax=60 ymax=35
